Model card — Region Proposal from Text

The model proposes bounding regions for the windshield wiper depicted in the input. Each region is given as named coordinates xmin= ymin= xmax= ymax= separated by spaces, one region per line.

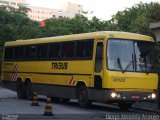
xmin=117 ymin=57 xmax=123 ymax=71
xmin=122 ymin=61 xmax=133 ymax=73
xmin=117 ymin=57 xmax=132 ymax=73
xmin=122 ymin=54 xmax=135 ymax=73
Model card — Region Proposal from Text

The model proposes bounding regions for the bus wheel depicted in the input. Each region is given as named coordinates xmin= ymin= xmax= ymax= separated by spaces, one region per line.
xmin=118 ymin=102 xmax=132 ymax=111
xmin=25 ymin=81 xmax=33 ymax=100
xmin=78 ymin=86 xmax=92 ymax=108
xmin=62 ymin=98 xmax=70 ymax=103
xmin=16 ymin=81 xmax=25 ymax=99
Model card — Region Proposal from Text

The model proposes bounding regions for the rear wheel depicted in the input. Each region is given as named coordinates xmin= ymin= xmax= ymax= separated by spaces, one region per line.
xmin=16 ymin=81 xmax=25 ymax=99
xmin=118 ymin=102 xmax=132 ymax=111
xmin=77 ymin=86 xmax=92 ymax=108
xmin=25 ymin=81 xmax=33 ymax=100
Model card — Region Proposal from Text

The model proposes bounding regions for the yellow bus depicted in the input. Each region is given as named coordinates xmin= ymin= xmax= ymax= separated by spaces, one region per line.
xmin=1 ymin=31 xmax=158 ymax=110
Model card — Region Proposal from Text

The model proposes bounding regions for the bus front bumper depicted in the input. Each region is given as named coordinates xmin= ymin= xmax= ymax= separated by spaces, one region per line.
xmin=105 ymin=90 xmax=157 ymax=102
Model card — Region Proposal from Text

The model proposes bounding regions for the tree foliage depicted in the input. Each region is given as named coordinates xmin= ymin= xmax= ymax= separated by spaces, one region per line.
xmin=0 ymin=5 xmax=40 ymax=46
xmin=107 ymin=2 xmax=160 ymax=36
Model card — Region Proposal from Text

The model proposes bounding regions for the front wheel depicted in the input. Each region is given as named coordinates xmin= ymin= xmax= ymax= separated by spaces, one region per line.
xmin=118 ymin=102 xmax=133 ymax=111
xmin=78 ymin=86 xmax=92 ymax=108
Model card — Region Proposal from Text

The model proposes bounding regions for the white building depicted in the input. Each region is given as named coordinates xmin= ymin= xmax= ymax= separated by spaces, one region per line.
xmin=0 ymin=0 xmax=28 ymax=8
xmin=0 ymin=0 xmax=83 ymax=21
xmin=28 ymin=2 xmax=83 ymax=21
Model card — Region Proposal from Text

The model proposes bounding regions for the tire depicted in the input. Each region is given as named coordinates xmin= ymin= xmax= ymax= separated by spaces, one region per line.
xmin=78 ymin=86 xmax=92 ymax=108
xmin=118 ymin=102 xmax=132 ymax=111
xmin=25 ymin=81 xmax=33 ymax=100
xmin=16 ymin=81 xmax=25 ymax=99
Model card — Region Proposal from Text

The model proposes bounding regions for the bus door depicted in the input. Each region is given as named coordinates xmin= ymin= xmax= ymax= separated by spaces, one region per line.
xmin=94 ymin=41 xmax=104 ymax=90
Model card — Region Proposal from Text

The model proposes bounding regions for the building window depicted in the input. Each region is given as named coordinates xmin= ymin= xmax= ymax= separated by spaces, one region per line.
xmin=58 ymin=11 xmax=62 ymax=13
xmin=11 ymin=2 xmax=16 ymax=5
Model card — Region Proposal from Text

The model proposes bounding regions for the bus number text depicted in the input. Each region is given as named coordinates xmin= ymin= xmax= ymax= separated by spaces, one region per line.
xmin=113 ymin=78 xmax=125 ymax=82
xmin=51 ymin=62 xmax=68 ymax=69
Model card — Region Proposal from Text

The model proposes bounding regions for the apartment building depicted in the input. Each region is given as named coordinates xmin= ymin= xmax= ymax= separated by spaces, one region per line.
xmin=0 ymin=0 xmax=83 ymax=21
xmin=28 ymin=2 xmax=83 ymax=21
xmin=0 ymin=0 xmax=28 ymax=8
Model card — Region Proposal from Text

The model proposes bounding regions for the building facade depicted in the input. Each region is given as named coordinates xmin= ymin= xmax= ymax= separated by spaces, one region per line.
xmin=28 ymin=2 xmax=83 ymax=21
xmin=0 ymin=0 xmax=28 ymax=8
xmin=0 ymin=0 xmax=83 ymax=21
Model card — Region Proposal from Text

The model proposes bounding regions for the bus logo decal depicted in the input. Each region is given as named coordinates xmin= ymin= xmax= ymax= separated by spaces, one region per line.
xmin=69 ymin=76 xmax=75 ymax=86
xmin=11 ymin=64 xmax=19 ymax=81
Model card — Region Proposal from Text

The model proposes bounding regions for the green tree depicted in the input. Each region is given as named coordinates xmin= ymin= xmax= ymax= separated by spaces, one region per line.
xmin=0 ymin=5 xmax=40 ymax=60
xmin=106 ymin=2 xmax=160 ymax=36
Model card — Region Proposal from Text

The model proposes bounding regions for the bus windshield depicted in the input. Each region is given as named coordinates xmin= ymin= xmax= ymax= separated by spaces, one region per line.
xmin=107 ymin=39 xmax=156 ymax=73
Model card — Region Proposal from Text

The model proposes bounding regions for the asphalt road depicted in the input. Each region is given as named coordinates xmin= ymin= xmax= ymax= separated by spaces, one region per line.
xmin=0 ymin=87 xmax=160 ymax=120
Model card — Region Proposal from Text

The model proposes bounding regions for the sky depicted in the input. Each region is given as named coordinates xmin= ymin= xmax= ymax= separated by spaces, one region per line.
xmin=26 ymin=0 xmax=160 ymax=20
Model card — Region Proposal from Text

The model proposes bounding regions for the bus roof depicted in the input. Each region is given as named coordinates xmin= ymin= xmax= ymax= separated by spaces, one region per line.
xmin=5 ymin=31 xmax=154 ymax=46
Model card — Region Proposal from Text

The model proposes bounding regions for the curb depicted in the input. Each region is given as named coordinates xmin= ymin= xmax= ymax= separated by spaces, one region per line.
xmin=132 ymin=107 xmax=160 ymax=114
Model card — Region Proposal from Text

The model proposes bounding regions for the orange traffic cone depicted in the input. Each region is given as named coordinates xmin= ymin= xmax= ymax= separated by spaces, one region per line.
xmin=43 ymin=97 xmax=53 ymax=116
xmin=31 ymin=92 xmax=39 ymax=106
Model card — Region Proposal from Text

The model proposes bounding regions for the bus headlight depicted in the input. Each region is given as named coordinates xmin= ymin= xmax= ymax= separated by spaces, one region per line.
xmin=151 ymin=93 xmax=156 ymax=99
xmin=111 ymin=92 xmax=117 ymax=98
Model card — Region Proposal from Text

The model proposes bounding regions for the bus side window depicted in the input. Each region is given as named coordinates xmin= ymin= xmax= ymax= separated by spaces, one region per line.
xmin=15 ymin=46 xmax=24 ymax=60
xmin=25 ymin=45 xmax=37 ymax=59
xmin=4 ymin=47 xmax=14 ymax=60
xmin=95 ymin=42 xmax=103 ymax=72
xmin=76 ymin=40 xmax=93 ymax=59
xmin=62 ymin=42 xmax=75 ymax=59
xmin=48 ymin=43 xmax=61 ymax=59
xmin=37 ymin=44 xmax=48 ymax=59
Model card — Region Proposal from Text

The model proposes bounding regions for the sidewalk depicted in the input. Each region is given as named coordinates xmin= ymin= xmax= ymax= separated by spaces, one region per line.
xmin=0 ymin=86 xmax=17 ymax=99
